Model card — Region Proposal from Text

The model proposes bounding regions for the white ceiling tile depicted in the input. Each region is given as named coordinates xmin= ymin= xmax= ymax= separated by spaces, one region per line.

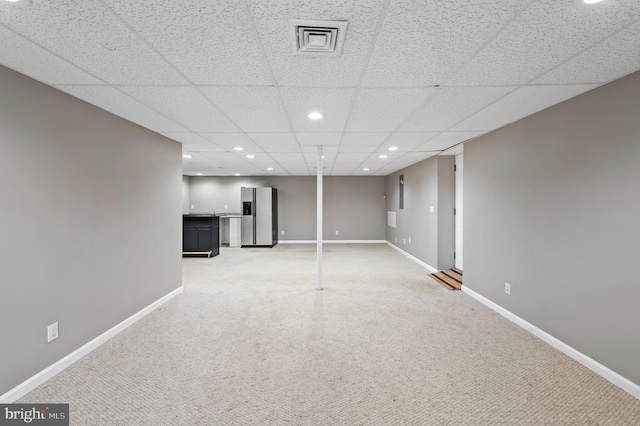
xmin=198 ymin=152 xmax=242 ymax=163
xmin=331 ymin=162 xmax=363 ymax=170
xmin=119 ymin=86 xmax=239 ymax=132
xmin=398 ymin=87 xmax=516 ymax=132
xmin=295 ymin=133 xmax=342 ymax=146
xmin=102 ymin=0 xmax=273 ymax=85
xmin=181 ymin=167 xmax=208 ymax=176
xmin=345 ymin=88 xmax=434 ymax=132
xmin=245 ymin=0 xmax=386 ymax=87
xmin=198 ymin=133 xmax=260 ymax=152
xmin=279 ymin=163 xmax=310 ymax=170
xmin=338 ymin=133 xmax=390 ymax=152
xmin=299 ymin=145 xmax=339 ymax=153
xmin=533 ymin=20 xmax=640 ymax=85
xmin=451 ymin=84 xmax=597 ymax=131
xmin=0 ymin=27 xmax=102 ymax=85
xmin=331 ymin=164 xmax=358 ymax=176
xmin=335 ymin=153 xmax=370 ymax=163
xmin=264 ymin=167 xmax=289 ymax=176
xmin=395 ymin=152 xmax=439 ymax=163
xmin=3 ymin=0 xmax=638 ymax=178
xmin=447 ymin=0 xmax=640 ymax=86
xmin=383 ymin=132 xmax=440 ymax=152
xmin=362 ymin=0 xmax=525 ymax=87
xmin=199 ymin=86 xmax=292 ymax=132
xmin=304 ymin=151 xmax=337 ymax=163
xmin=181 ymin=152 xmax=211 ymax=165
xmin=375 ymin=163 xmax=415 ymax=175
xmin=56 ymin=85 xmax=186 ymax=132
xmin=246 ymin=133 xmax=300 ymax=153
xmin=363 ymin=152 xmax=402 ymax=164
xmin=0 ymin=0 xmax=189 ymax=85
xmin=416 ymin=132 xmax=486 ymax=151
xmin=281 ymin=164 xmax=311 ymax=174
xmin=268 ymin=153 xmax=306 ymax=163
xmin=379 ymin=162 xmax=416 ymax=171
xmin=160 ymin=133 xmax=226 ymax=152
xmin=231 ymin=164 xmax=265 ymax=173
xmin=237 ymin=152 xmax=276 ymax=164
xmin=280 ymin=88 xmax=355 ymax=132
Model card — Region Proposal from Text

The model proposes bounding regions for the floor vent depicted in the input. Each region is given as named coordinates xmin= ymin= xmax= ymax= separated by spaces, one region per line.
xmin=289 ymin=19 xmax=348 ymax=56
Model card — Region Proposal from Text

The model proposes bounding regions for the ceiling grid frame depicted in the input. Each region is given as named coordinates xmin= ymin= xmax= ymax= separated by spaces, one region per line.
xmin=2 ymin=0 xmax=639 ymax=176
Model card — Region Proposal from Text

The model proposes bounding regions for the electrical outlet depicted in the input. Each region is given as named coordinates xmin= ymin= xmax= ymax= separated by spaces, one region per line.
xmin=408 ymin=237 xmax=411 ymax=243
xmin=224 ymin=204 xmax=228 ymax=209
xmin=403 ymin=238 xmax=406 ymax=244
xmin=281 ymin=230 xmax=285 ymax=236
xmin=190 ymin=204 xmax=195 ymax=210
xmin=47 ymin=322 xmax=59 ymax=342
xmin=335 ymin=230 xmax=339 ymax=235
xmin=395 ymin=237 xmax=397 ymax=243
xmin=505 ymin=282 xmax=511 ymax=295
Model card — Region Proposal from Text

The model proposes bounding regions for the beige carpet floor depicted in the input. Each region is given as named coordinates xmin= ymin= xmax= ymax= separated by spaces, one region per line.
xmin=19 ymin=244 xmax=640 ymax=425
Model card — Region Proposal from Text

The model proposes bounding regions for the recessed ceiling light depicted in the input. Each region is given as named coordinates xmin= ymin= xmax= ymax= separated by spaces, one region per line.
xmin=234 ymin=173 xmax=240 ymax=176
xmin=363 ymin=167 xmax=370 ymax=171
xmin=267 ymin=167 xmax=274 ymax=171
xmin=233 ymin=146 xmax=244 ymax=151
xmin=388 ymin=146 xmax=398 ymax=151
xmin=246 ymin=154 xmax=255 ymax=159
xmin=3 ymin=0 xmax=30 ymax=5
xmin=308 ymin=112 xmax=325 ymax=120
xmin=574 ymin=0 xmax=607 ymax=5
xmin=379 ymin=154 xmax=388 ymax=159
xmin=183 ymin=154 xmax=192 ymax=159
xmin=196 ymin=172 xmax=203 ymax=176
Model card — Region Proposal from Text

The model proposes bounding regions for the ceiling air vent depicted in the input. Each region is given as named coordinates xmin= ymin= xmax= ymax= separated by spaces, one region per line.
xmin=289 ymin=19 xmax=348 ymax=56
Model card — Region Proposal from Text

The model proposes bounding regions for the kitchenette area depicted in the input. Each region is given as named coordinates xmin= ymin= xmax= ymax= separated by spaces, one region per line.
xmin=182 ymin=187 xmax=277 ymax=257
xmin=218 ymin=212 xmax=242 ymax=248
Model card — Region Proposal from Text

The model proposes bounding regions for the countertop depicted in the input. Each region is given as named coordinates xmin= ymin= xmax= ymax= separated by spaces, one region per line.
xmin=185 ymin=213 xmax=241 ymax=217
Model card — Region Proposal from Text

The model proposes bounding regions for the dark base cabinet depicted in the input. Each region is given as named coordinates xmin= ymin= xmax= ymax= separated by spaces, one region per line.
xmin=183 ymin=215 xmax=219 ymax=258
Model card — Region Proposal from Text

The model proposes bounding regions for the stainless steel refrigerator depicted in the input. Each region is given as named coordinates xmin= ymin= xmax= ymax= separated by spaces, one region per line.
xmin=241 ymin=187 xmax=278 ymax=247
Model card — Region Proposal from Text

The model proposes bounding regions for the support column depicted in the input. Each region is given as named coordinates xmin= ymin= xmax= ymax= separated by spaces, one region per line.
xmin=317 ymin=145 xmax=323 ymax=290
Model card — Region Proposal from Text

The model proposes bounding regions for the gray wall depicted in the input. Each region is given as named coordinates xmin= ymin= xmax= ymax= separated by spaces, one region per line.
xmin=384 ymin=156 xmax=455 ymax=270
xmin=0 ymin=65 xmax=183 ymax=396
xmin=465 ymin=70 xmax=640 ymax=385
xmin=437 ymin=156 xmax=456 ymax=269
xmin=188 ymin=176 xmax=385 ymax=240
xmin=182 ymin=175 xmax=190 ymax=214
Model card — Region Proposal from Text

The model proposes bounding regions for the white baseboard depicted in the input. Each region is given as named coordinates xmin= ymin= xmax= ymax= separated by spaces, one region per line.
xmin=385 ymin=241 xmax=438 ymax=273
xmin=278 ymin=240 xmax=386 ymax=244
xmin=461 ymin=285 xmax=640 ymax=400
xmin=0 ymin=286 xmax=184 ymax=403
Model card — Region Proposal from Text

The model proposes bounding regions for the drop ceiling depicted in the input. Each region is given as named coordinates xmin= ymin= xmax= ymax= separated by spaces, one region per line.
xmin=1 ymin=0 xmax=639 ymax=176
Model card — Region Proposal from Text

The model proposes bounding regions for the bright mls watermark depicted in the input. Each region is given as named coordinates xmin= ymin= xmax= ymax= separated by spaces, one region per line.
xmin=0 ymin=404 xmax=68 ymax=425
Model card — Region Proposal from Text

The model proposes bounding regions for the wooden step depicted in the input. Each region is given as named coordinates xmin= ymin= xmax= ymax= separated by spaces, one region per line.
xmin=429 ymin=268 xmax=463 ymax=291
